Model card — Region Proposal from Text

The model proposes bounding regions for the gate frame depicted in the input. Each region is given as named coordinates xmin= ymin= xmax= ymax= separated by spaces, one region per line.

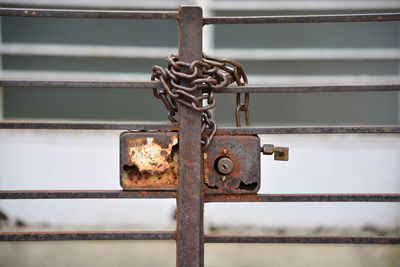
xmin=0 ymin=5 xmax=400 ymax=267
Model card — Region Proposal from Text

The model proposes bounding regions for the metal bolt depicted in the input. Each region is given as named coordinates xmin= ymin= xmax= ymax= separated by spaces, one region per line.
xmin=222 ymin=149 xmax=228 ymax=154
xmin=261 ymin=144 xmax=274 ymax=155
xmin=216 ymin=157 xmax=234 ymax=175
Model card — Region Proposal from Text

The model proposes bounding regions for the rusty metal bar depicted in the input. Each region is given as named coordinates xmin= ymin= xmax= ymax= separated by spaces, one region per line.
xmin=205 ymin=235 xmax=400 ymax=244
xmin=2 ymin=122 xmax=397 ymax=134
xmin=0 ymin=190 xmax=176 ymax=199
xmin=176 ymin=6 xmax=204 ymax=267
xmin=2 ymin=80 xmax=399 ymax=93
xmin=0 ymin=120 xmax=176 ymax=130
xmin=0 ymin=7 xmax=178 ymax=19
xmin=205 ymin=193 xmax=400 ymax=202
xmin=2 ymin=232 xmax=398 ymax=244
xmin=2 ymin=80 xmax=400 ymax=93
xmin=0 ymin=231 xmax=176 ymax=241
xmin=0 ymin=80 xmax=161 ymax=88
xmin=204 ymin=13 xmax=400 ymax=25
xmin=2 ymin=191 xmax=399 ymax=202
xmin=215 ymin=84 xmax=400 ymax=94
xmin=216 ymin=125 xmax=400 ymax=135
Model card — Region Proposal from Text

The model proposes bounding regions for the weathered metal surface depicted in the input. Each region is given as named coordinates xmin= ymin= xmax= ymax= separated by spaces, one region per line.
xmin=176 ymin=6 xmax=204 ymax=267
xmin=214 ymin=84 xmax=400 ymax=93
xmin=1 ymin=121 xmax=398 ymax=134
xmin=0 ymin=7 xmax=178 ymax=19
xmin=2 ymin=231 xmax=399 ymax=244
xmin=120 ymin=132 xmax=178 ymax=190
xmin=0 ymin=190 xmax=176 ymax=199
xmin=120 ymin=132 xmax=260 ymax=192
xmin=0 ymin=231 xmax=176 ymax=241
xmin=1 ymin=231 xmax=399 ymax=244
xmin=216 ymin=125 xmax=400 ymax=135
xmin=1 ymin=191 xmax=400 ymax=201
xmin=205 ymin=235 xmax=400 ymax=244
xmin=204 ymin=135 xmax=260 ymax=194
xmin=204 ymin=13 xmax=400 ymax=24
xmin=0 ymin=120 xmax=177 ymax=130
xmin=1 ymin=80 xmax=400 ymax=93
xmin=205 ymin=193 xmax=400 ymax=202
xmin=2 ymin=191 xmax=400 ymax=203
xmin=0 ymin=79 xmax=161 ymax=88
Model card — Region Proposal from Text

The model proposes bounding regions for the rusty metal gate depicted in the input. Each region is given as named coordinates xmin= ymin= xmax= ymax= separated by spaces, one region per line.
xmin=1 ymin=5 xmax=400 ymax=267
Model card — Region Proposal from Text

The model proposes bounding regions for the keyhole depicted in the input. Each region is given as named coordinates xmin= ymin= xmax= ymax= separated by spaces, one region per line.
xmin=215 ymin=156 xmax=233 ymax=175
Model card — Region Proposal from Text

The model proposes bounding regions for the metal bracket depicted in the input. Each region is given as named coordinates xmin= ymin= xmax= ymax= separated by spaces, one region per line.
xmin=203 ymin=135 xmax=260 ymax=194
xmin=120 ymin=132 xmax=178 ymax=190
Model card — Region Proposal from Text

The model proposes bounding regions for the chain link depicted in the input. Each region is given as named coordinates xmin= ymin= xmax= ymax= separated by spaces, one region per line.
xmin=235 ymin=92 xmax=250 ymax=127
xmin=152 ymin=52 xmax=249 ymax=149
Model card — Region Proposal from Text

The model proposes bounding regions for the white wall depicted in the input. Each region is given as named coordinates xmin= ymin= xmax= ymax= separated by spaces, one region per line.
xmin=0 ymin=130 xmax=399 ymax=230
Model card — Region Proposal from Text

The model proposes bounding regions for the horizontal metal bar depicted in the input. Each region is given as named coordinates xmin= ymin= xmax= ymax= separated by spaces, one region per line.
xmin=205 ymin=194 xmax=400 ymax=202
xmin=0 ymin=7 xmax=178 ymax=19
xmin=2 ymin=123 xmax=397 ymax=134
xmin=0 ymin=0 xmax=181 ymax=10
xmin=246 ymin=75 xmax=400 ymax=86
xmin=204 ymin=13 xmax=400 ymax=25
xmin=0 ymin=70 xmax=150 ymax=81
xmin=3 ymin=71 xmax=399 ymax=85
xmin=205 ymin=235 xmax=400 ymax=244
xmin=3 ymin=0 xmax=400 ymax=11
xmin=0 ymin=43 xmax=177 ymax=59
xmin=0 ymin=120 xmax=177 ymax=130
xmin=0 ymin=231 xmax=176 ymax=241
xmin=0 ymin=190 xmax=176 ymax=199
xmin=212 ymin=1 xmax=400 ymax=11
xmin=0 ymin=80 xmax=161 ymax=88
xmin=215 ymin=48 xmax=400 ymax=61
xmin=2 ymin=80 xmax=399 ymax=93
xmin=216 ymin=126 xmax=400 ymax=135
xmin=1 ymin=232 xmax=398 ymax=243
xmin=2 ymin=191 xmax=398 ymax=202
xmin=217 ymin=84 xmax=400 ymax=93
xmin=3 ymin=44 xmax=400 ymax=61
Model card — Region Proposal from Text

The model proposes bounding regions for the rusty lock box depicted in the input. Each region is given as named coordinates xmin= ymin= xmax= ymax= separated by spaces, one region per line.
xmin=120 ymin=132 xmax=260 ymax=194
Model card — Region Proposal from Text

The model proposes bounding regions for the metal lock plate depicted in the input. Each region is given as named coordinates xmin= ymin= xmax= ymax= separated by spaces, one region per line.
xmin=203 ymin=135 xmax=260 ymax=194
xmin=120 ymin=132 xmax=178 ymax=190
xmin=120 ymin=132 xmax=260 ymax=194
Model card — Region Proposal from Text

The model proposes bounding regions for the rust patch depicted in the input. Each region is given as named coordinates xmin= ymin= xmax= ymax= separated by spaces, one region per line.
xmin=128 ymin=135 xmax=178 ymax=173
xmin=120 ymin=132 xmax=178 ymax=190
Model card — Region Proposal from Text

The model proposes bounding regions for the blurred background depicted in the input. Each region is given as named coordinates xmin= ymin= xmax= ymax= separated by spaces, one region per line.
xmin=0 ymin=0 xmax=399 ymax=266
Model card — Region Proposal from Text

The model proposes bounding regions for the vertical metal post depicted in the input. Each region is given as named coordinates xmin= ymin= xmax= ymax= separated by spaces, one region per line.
xmin=176 ymin=5 xmax=204 ymax=267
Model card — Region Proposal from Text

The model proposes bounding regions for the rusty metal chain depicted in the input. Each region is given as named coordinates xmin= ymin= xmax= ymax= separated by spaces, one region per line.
xmin=151 ymin=52 xmax=249 ymax=149
xmin=235 ymin=92 xmax=250 ymax=127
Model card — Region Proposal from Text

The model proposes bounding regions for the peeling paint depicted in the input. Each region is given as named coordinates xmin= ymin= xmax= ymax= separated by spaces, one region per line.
xmin=120 ymin=132 xmax=178 ymax=190
xmin=128 ymin=135 xmax=178 ymax=173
